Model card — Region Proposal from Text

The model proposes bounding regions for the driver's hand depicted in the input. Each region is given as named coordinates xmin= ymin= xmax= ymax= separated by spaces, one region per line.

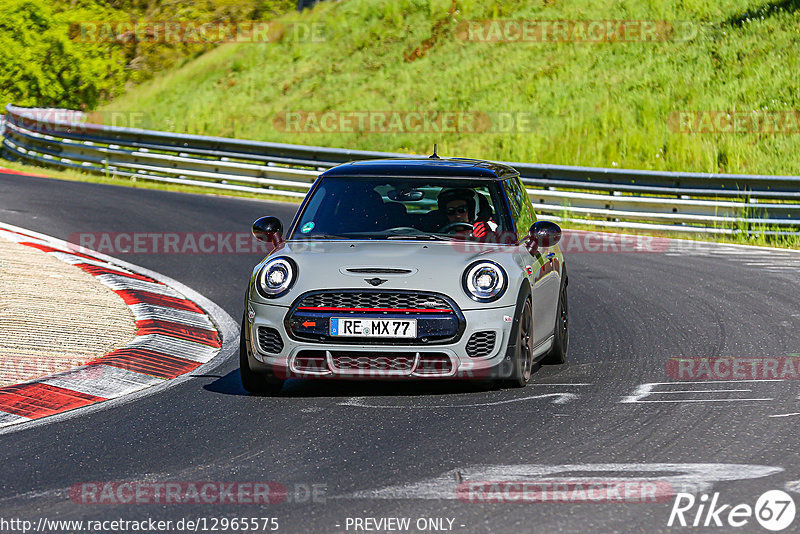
xmin=472 ymin=221 xmax=489 ymax=238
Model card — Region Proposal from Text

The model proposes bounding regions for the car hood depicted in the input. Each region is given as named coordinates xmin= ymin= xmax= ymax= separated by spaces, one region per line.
xmin=250 ymin=239 xmax=526 ymax=310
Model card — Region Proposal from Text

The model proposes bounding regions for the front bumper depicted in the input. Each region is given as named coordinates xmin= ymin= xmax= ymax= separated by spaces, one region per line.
xmin=246 ymin=300 xmax=517 ymax=380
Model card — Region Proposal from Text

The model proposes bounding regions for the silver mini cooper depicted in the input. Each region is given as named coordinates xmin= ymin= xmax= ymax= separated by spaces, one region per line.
xmin=240 ymin=157 xmax=568 ymax=394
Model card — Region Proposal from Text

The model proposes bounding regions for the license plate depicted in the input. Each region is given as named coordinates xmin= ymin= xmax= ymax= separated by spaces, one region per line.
xmin=329 ymin=318 xmax=417 ymax=338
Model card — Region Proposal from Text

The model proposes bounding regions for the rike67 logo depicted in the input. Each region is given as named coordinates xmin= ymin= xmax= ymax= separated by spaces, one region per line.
xmin=668 ymin=490 xmax=796 ymax=531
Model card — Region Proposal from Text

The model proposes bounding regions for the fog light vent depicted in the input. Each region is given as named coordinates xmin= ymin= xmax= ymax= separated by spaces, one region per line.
xmin=257 ymin=327 xmax=284 ymax=354
xmin=466 ymin=331 xmax=496 ymax=358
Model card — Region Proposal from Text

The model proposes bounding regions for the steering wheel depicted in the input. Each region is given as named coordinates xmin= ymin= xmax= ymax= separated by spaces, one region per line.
xmin=440 ymin=222 xmax=474 ymax=234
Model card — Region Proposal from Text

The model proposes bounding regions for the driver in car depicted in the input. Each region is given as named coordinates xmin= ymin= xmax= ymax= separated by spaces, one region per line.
xmin=437 ymin=188 xmax=498 ymax=239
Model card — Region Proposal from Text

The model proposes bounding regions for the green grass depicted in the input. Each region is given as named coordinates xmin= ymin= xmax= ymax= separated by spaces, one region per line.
xmin=99 ymin=0 xmax=800 ymax=175
xmin=8 ymin=0 xmax=800 ymax=249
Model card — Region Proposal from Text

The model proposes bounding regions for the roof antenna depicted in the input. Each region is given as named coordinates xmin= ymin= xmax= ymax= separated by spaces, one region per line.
xmin=429 ymin=143 xmax=441 ymax=159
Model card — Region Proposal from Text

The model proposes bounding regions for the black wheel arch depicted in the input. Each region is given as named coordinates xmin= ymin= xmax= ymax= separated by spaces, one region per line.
xmin=503 ymin=281 xmax=533 ymax=362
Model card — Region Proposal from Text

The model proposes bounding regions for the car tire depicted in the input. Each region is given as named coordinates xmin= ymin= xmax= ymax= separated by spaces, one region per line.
xmin=240 ymin=314 xmax=284 ymax=395
xmin=541 ymin=269 xmax=568 ymax=365
xmin=504 ymin=297 xmax=534 ymax=388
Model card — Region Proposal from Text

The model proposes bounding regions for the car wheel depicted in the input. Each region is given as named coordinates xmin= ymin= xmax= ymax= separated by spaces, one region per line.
xmin=240 ymin=314 xmax=284 ymax=395
xmin=541 ymin=272 xmax=568 ymax=365
xmin=505 ymin=297 xmax=534 ymax=388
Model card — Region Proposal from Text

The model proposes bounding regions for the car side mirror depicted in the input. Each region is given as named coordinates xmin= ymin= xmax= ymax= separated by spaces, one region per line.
xmin=252 ymin=216 xmax=283 ymax=246
xmin=526 ymin=221 xmax=561 ymax=255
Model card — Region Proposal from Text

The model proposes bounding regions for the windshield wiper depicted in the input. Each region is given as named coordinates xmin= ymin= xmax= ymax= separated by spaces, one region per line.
xmin=386 ymin=233 xmax=451 ymax=241
xmin=292 ymin=233 xmax=348 ymax=240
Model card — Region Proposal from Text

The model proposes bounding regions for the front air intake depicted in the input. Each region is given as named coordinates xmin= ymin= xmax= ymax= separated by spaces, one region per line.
xmin=466 ymin=331 xmax=496 ymax=358
xmin=257 ymin=327 xmax=284 ymax=354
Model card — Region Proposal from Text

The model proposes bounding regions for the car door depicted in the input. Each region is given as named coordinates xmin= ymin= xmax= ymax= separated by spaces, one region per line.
xmin=505 ymin=177 xmax=560 ymax=347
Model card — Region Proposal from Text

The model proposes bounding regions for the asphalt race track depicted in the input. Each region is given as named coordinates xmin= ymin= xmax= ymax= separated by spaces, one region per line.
xmin=2 ymin=171 xmax=800 ymax=533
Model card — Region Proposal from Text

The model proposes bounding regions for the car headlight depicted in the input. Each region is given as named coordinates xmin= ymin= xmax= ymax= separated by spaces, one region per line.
xmin=463 ymin=261 xmax=507 ymax=302
xmin=256 ymin=257 xmax=297 ymax=298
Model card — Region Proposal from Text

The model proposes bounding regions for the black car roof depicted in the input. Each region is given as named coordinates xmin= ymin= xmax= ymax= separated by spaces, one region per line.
xmin=318 ymin=158 xmax=519 ymax=181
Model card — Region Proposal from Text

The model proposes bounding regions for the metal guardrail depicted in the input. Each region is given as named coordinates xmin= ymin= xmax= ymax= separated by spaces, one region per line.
xmin=3 ymin=104 xmax=799 ymax=235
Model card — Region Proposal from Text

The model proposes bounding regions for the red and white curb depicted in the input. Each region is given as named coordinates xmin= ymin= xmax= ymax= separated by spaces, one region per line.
xmin=0 ymin=222 xmax=236 ymax=432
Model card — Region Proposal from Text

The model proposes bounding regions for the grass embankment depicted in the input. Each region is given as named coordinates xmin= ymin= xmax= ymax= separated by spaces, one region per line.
xmin=99 ymin=0 xmax=800 ymax=175
xmin=6 ymin=0 xmax=800 ymax=249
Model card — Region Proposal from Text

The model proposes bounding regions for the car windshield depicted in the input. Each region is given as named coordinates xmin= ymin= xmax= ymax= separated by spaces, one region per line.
xmin=290 ymin=177 xmax=513 ymax=241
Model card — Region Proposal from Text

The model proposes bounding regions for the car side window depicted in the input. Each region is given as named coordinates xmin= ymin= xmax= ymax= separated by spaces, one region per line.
xmin=506 ymin=182 xmax=521 ymax=217
xmin=505 ymin=178 xmax=535 ymax=240
xmin=516 ymin=178 xmax=537 ymax=226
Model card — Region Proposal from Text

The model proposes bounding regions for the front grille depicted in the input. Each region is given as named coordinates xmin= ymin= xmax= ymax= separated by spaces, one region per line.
xmin=294 ymin=350 xmax=328 ymax=373
xmin=330 ymin=352 xmax=415 ymax=372
xmin=416 ymin=353 xmax=454 ymax=375
xmin=297 ymin=291 xmax=452 ymax=312
xmin=291 ymin=351 xmax=454 ymax=377
xmin=257 ymin=327 xmax=284 ymax=354
xmin=466 ymin=331 xmax=496 ymax=358
xmin=287 ymin=291 xmax=464 ymax=345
